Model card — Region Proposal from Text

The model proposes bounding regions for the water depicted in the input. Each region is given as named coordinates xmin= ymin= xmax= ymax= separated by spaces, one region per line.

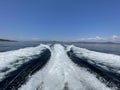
xmin=70 ymin=42 xmax=120 ymax=55
xmin=0 ymin=42 xmax=120 ymax=90
xmin=0 ymin=41 xmax=120 ymax=55
xmin=0 ymin=41 xmax=51 ymax=52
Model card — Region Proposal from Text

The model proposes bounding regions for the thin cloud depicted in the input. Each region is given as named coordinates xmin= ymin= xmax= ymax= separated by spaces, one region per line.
xmin=76 ymin=35 xmax=120 ymax=42
xmin=112 ymin=35 xmax=119 ymax=40
xmin=77 ymin=36 xmax=106 ymax=42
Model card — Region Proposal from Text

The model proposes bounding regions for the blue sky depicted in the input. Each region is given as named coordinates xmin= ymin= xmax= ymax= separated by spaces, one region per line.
xmin=0 ymin=0 xmax=120 ymax=41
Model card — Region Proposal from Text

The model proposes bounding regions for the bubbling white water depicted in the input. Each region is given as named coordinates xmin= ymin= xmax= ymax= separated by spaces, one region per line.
xmin=19 ymin=44 xmax=112 ymax=90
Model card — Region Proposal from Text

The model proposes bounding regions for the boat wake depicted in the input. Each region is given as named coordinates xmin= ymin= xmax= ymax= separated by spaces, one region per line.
xmin=0 ymin=44 xmax=120 ymax=90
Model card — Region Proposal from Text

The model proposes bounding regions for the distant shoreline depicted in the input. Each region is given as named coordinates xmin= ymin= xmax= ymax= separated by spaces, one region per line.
xmin=0 ymin=39 xmax=16 ymax=42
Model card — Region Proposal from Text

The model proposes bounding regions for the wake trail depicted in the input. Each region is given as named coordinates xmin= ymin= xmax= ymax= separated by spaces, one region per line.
xmin=67 ymin=45 xmax=120 ymax=90
xmin=0 ymin=44 xmax=51 ymax=90
xmin=19 ymin=44 xmax=111 ymax=90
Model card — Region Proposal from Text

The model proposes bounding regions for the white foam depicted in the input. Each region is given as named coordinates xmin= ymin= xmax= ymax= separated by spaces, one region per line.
xmin=19 ymin=44 xmax=111 ymax=90
xmin=67 ymin=45 xmax=120 ymax=73
xmin=0 ymin=44 xmax=49 ymax=81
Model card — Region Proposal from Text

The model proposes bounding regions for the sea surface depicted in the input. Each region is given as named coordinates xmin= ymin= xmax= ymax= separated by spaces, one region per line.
xmin=0 ymin=41 xmax=120 ymax=55
xmin=0 ymin=41 xmax=120 ymax=90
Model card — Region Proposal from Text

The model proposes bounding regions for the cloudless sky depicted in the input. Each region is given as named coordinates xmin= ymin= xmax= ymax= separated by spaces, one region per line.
xmin=0 ymin=0 xmax=120 ymax=40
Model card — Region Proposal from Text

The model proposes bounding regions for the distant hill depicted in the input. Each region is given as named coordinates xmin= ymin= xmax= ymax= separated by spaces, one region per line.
xmin=0 ymin=39 xmax=15 ymax=42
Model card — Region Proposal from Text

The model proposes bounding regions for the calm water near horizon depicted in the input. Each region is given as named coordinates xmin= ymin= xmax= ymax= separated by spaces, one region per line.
xmin=0 ymin=41 xmax=120 ymax=55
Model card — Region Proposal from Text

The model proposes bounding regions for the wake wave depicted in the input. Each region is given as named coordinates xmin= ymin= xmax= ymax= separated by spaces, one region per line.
xmin=67 ymin=45 xmax=120 ymax=71
xmin=67 ymin=45 xmax=120 ymax=89
xmin=19 ymin=44 xmax=112 ymax=90
xmin=0 ymin=44 xmax=120 ymax=90
xmin=0 ymin=44 xmax=50 ymax=81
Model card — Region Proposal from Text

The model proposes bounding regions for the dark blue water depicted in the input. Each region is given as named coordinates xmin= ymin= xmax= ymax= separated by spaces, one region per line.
xmin=0 ymin=41 xmax=51 ymax=52
xmin=70 ymin=43 xmax=120 ymax=55
xmin=0 ymin=41 xmax=120 ymax=55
